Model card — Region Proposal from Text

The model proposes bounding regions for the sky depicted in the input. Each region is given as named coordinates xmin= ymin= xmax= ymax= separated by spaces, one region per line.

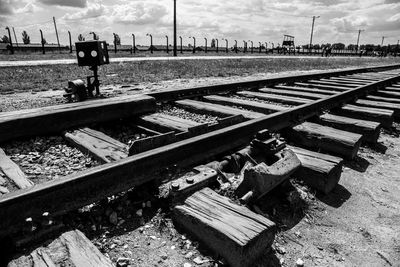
xmin=0 ymin=0 xmax=399 ymax=47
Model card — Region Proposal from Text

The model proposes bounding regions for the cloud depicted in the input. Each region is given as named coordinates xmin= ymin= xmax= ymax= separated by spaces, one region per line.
xmin=0 ymin=0 xmax=14 ymax=14
xmin=15 ymin=1 xmax=42 ymax=13
xmin=38 ymin=0 xmax=87 ymax=8
xmin=111 ymin=2 xmax=168 ymax=25
xmin=63 ymin=2 xmax=105 ymax=20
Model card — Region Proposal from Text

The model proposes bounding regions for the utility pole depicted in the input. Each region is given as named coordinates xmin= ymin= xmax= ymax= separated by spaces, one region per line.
xmin=234 ymin=40 xmax=238 ymax=53
xmin=5 ymin=27 xmax=13 ymax=54
xmin=53 ymin=16 xmax=61 ymax=52
xmin=132 ymin=34 xmax=136 ymax=54
xmin=166 ymin=35 xmax=169 ymax=53
xmin=309 ymin=15 xmax=320 ymax=53
xmin=179 ymin=36 xmax=182 ymax=53
xmin=356 ymin=29 xmax=364 ymax=52
xmin=397 ymin=40 xmax=399 ymax=57
xmin=147 ymin=33 xmax=153 ymax=53
xmin=12 ymin=27 xmax=18 ymax=47
xmin=40 ymin=29 xmax=45 ymax=54
xmin=204 ymin=38 xmax=207 ymax=53
xmin=68 ymin=31 xmax=72 ymax=53
xmin=113 ymin=33 xmax=117 ymax=53
xmin=381 ymin=36 xmax=385 ymax=46
xmin=173 ymin=0 xmax=177 ymax=56
xmin=190 ymin=36 xmax=196 ymax=53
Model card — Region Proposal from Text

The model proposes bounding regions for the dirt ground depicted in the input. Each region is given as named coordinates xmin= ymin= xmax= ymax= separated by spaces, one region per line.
xmin=2 ymin=65 xmax=400 ymax=267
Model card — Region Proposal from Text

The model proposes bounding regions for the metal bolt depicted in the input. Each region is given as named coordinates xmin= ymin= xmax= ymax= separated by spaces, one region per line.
xmin=24 ymin=217 xmax=37 ymax=233
xmin=41 ymin=212 xmax=53 ymax=227
xmin=186 ymin=177 xmax=194 ymax=184
xmin=171 ymin=182 xmax=180 ymax=191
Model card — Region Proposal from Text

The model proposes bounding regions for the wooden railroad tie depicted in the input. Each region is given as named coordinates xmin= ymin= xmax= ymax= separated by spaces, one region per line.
xmin=173 ymin=188 xmax=276 ymax=267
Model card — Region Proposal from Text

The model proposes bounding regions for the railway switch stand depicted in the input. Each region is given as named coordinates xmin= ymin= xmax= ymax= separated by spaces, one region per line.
xmin=64 ymin=40 xmax=109 ymax=102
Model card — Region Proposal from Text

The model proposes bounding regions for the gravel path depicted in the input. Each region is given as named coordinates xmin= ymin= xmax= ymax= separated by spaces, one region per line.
xmin=3 ymin=136 xmax=100 ymax=187
xmin=159 ymin=105 xmax=220 ymax=124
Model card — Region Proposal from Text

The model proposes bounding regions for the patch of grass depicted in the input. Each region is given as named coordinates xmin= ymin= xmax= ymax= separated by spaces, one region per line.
xmin=0 ymin=57 xmax=399 ymax=95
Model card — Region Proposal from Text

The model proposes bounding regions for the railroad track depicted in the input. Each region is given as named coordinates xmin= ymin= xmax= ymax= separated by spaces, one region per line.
xmin=1 ymin=64 xmax=400 ymax=266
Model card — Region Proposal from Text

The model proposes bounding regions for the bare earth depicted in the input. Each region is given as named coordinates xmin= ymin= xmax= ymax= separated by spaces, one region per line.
xmin=2 ymin=62 xmax=400 ymax=266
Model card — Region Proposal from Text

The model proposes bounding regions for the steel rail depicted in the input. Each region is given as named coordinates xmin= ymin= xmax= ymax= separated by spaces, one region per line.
xmin=0 ymin=72 xmax=399 ymax=236
xmin=148 ymin=64 xmax=400 ymax=101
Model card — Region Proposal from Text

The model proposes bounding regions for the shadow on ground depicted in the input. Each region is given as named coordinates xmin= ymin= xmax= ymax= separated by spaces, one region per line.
xmin=344 ymin=155 xmax=370 ymax=172
xmin=317 ymin=184 xmax=352 ymax=208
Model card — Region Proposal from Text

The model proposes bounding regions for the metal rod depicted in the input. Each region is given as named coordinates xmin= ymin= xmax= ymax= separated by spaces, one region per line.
xmin=132 ymin=34 xmax=136 ymax=54
xmin=40 ymin=29 xmax=45 ymax=54
xmin=173 ymin=0 xmax=177 ymax=57
xmin=53 ymin=16 xmax=61 ymax=53
xmin=166 ymin=35 xmax=169 ymax=53
xmin=309 ymin=15 xmax=319 ymax=53
xmin=68 ymin=31 xmax=72 ymax=53
xmin=5 ymin=27 xmax=13 ymax=54
xmin=12 ymin=27 xmax=18 ymax=47
xmin=179 ymin=36 xmax=182 ymax=53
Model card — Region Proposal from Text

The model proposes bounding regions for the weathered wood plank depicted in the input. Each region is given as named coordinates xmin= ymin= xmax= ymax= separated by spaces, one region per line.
xmin=354 ymin=99 xmax=400 ymax=118
xmin=0 ymin=95 xmax=156 ymax=143
xmin=274 ymin=85 xmax=336 ymax=95
xmin=325 ymin=77 xmax=369 ymax=85
xmin=173 ymin=188 xmax=276 ymax=267
xmin=8 ymin=230 xmax=113 ymax=267
xmin=175 ymin=99 xmax=264 ymax=119
xmin=382 ymin=86 xmax=400 ymax=92
xmin=237 ymin=91 xmax=310 ymax=105
xmin=306 ymin=80 xmax=359 ymax=88
xmin=335 ymin=104 xmax=394 ymax=128
xmin=63 ymin=128 xmax=128 ymax=163
xmin=139 ymin=113 xmax=201 ymax=133
xmin=203 ymin=95 xmax=287 ymax=113
xmin=294 ymin=82 xmax=350 ymax=91
xmin=374 ymin=90 xmax=400 ymax=99
xmin=316 ymin=113 xmax=381 ymax=143
xmin=259 ymin=88 xmax=326 ymax=100
xmin=365 ymin=95 xmax=400 ymax=104
xmin=0 ymin=148 xmax=33 ymax=189
xmin=288 ymin=145 xmax=343 ymax=194
xmin=284 ymin=122 xmax=362 ymax=160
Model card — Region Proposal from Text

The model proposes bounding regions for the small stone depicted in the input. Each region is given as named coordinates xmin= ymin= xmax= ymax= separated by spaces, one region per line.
xmin=160 ymin=253 xmax=168 ymax=260
xmin=109 ymin=243 xmax=116 ymax=249
xmin=171 ymin=245 xmax=176 ymax=250
xmin=136 ymin=209 xmax=143 ymax=217
xmin=183 ymin=263 xmax=192 ymax=267
xmin=142 ymin=202 xmax=146 ymax=208
xmin=193 ymin=257 xmax=204 ymax=265
xmin=123 ymin=244 xmax=129 ymax=249
xmin=279 ymin=258 xmax=285 ymax=265
xmin=296 ymin=258 xmax=304 ymax=266
xmin=0 ymin=186 xmax=10 ymax=194
xmin=276 ymin=246 xmax=286 ymax=254
xmin=146 ymin=200 xmax=152 ymax=208
xmin=185 ymin=252 xmax=193 ymax=259
xmin=181 ymin=235 xmax=187 ymax=240
xmin=91 ymin=224 xmax=97 ymax=231
xmin=109 ymin=211 xmax=118 ymax=225
xmin=117 ymin=219 xmax=125 ymax=226
xmin=149 ymin=236 xmax=157 ymax=240
xmin=116 ymin=257 xmax=130 ymax=267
